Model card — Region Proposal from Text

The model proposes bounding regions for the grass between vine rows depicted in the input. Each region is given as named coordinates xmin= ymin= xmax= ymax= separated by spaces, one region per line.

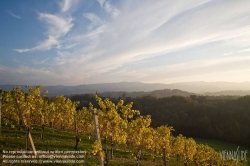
xmin=0 ymin=123 xmax=174 ymax=166
xmin=0 ymin=122 xmax=249 ymax=165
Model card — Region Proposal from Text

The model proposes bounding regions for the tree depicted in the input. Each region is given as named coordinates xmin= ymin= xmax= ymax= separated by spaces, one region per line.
xmin=95 ymin=96 xmax=127 ymax=159
xmin=182 ymin=138 xmax=197 ymax=166
xmin=193 ymin=144 xmax=219 ymax=166
xmin=171 ymin=134 xmax=185 ymax=162
xmin=126 ymin=115 xmax=151 ymax=166
xmin=154 ymin=125 xmax=173 ymax=166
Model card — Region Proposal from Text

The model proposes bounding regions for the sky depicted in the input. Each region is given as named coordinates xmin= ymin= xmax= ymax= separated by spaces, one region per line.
xmin=1 ymin=0 xmax=250 ymax=86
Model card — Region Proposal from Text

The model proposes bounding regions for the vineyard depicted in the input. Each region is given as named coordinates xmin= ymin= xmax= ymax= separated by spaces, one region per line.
xmin=0 ymin=85 xmax=249 ymax=165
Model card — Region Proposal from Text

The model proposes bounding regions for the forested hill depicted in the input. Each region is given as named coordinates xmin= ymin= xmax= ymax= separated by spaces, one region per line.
xmin=130 ymin=96 xmax=250 ymax=148
xmin=204 ymin=90 xmax=250 ymax=96
xmin=98 ymin=89 xmax=196 ymax=98
xmin=70 ymin=94 xmax=250 ymax=148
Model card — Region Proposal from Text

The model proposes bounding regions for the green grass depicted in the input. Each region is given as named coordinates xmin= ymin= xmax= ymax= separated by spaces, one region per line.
xmin=193 ymin=137 xmax=250 ymax=158
xmin=1 ymin=121 xmax=250 ymax=165
xmin=0 ymin=123 xmax=168 ymax=166
xmin=0 ymin=123 xmax=98 ymax=165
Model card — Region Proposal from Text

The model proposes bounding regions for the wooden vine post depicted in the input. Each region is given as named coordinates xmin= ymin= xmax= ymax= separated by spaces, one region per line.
xmin=0 ymin=88 xmax=2 ymax=135
xmin=74 ymin=114 xmax=80 ymax=150
xmin=93 ymin=109 xmax=104 ymax=166
xmin=15 ymin=98 xmax=37 ymax=156
xmin=163 ymin=147 xmax=167 ymax=166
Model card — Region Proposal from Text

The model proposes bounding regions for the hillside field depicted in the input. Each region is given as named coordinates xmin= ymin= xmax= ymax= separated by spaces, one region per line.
xmin=1 ymin=124 xmax=249 ymax=166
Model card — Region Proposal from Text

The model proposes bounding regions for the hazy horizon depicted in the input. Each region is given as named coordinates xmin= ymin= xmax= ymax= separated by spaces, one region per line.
xmin=2 ymin=81 xmax=250 ymax=96
xmin=1 ymin=81 xmax=250 ymax=87
xmin=1 ymin=1 xmax=250 ymax=85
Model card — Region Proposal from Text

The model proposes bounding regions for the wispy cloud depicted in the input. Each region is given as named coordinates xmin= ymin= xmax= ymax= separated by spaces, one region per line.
xmin=7 ymin=0 xmax=250 ymax=85
xmin=223 ymin=51 xmax=234 ymax=56
xmin=42 ymin=0 xmax=250 ymax=84
xmin=14 ymin=11 xmax=73 ymax=53
xmin=61 ymin=0 xmax=71 ymax=12
xmin=84 ymin=13 xmax=103 ymax=29
xmin=14 ymin=48 xmax=32 ymax=53
xmin=61 ymin=43 xmax=79 ymax=50
xmin=14 ymin=36 xmax=58 ymax=53
xmin=39 ymin=13 xmax=73 ymax=38
xmin=167 ymin=56 xmax=250 ymax=72
xmin=32 ymin=58 xmax=50 ymax=65
xmin=97 ymin=0 xmax=120 ymax=18
xmin=0 ymin=63 xmax=60 ymax=85
xmin=238 ymin=48 xmax=250 ymax=53
xmin=148 ymin=69 xmax=250 ymax=84
xmin=60 ymin=0 xmax=79 ymax=13
xmin=6 ymin=10 xmax=22 ymax=19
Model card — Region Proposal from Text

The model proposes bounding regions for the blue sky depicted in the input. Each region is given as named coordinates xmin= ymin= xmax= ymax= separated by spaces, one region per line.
xmin=1 ymin=0 xmax=250 ymax=85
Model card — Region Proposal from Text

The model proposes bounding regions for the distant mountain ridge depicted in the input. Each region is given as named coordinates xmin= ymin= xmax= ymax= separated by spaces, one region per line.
xmin=99 ymin=89 xmax=196 ymax=98
xmin=1 ymin=81 xmax=250 ymax=97
xmin=204 ymin=90 xmax=250 ymax=96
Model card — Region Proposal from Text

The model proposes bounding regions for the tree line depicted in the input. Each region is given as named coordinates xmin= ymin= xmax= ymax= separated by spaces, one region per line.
xmin=71 ymin=94 xmax=250 ymax=148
